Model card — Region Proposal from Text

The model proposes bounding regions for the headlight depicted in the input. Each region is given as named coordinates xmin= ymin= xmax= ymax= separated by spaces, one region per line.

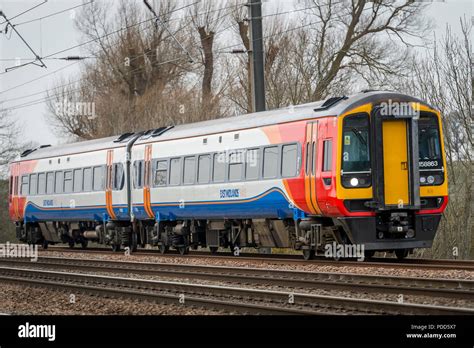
xmin=420 ymin=173 xmax=444 ymax=186
xmin=342 ymin=173 xmax=371 ymax=188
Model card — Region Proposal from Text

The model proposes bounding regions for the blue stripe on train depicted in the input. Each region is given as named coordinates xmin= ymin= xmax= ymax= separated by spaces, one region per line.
xmin=24 ymin=188 xmax=294 ymax=222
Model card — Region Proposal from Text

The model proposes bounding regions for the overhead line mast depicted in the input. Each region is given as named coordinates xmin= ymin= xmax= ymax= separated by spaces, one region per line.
xmin=248 ymin=0 xmax=266 ymax=113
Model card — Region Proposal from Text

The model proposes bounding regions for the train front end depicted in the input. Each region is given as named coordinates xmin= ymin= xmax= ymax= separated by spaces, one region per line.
xmin=334 ymin=99 xmax=448 ymax=258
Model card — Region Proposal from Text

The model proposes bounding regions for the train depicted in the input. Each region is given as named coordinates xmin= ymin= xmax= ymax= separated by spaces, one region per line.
xmin=8 ymin=91 xmax=448 ymax=260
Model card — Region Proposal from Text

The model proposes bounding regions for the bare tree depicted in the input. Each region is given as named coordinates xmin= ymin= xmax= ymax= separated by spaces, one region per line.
xmin=188 ymin=0 xmax=227 ymax=110
xmin=47 ymin=0 xmax=206 ymax=140
xmin=0 ymin=110 xmax=20 ymax=175
xmin=226 ymin=0 xmax=429 ymax=113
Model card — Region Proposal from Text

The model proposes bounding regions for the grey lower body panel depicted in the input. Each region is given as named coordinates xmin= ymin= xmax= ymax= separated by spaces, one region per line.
xmin=336 ymin=214 xmax=441 ymax=251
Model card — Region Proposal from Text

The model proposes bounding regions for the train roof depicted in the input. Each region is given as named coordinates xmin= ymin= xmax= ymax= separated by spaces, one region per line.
xmin=13 ymin=91 xmax=433 ymax=162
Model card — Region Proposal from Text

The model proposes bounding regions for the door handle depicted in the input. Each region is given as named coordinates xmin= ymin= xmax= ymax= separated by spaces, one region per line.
xmin=401 ymin=162 xmax=408 ymax=170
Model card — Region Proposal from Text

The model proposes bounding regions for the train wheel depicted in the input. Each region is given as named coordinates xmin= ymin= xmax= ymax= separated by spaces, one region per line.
xmin=395 ymin=249 xmax=409 ymax=260
xmin=209 ymin=247 xmax=218 ymax=254
xmin=178 ymin=246 xmax=189 ymax=255
xmin=111 ymin=244 xmax=120 ymax=252
xmin=159 ymin=244 xmax=169 ymax=254
xmin=130 ymin=233 xmax=138 ymax=253
xmin=81 ymin=239 xmax=88 ymax=250
xmin=42 ymin=240 xmax=49 ymax=250
xmin=302 ymin=249 xmax=315 ymax=260
xmin=68 ymin=241 xmax=75 ymax=249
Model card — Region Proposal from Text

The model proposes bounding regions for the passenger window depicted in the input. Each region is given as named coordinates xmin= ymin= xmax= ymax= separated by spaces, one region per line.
xmin=29 ymin=174 xmax=37 ymax=195
xmin=183 ymin=156 xmax=196 ymax=185
xmin=38 ymin=173 xmax=46 ymax=195
xmin=83 ymin=168 xmax=92 ymax=191
xmin=282 ymin=144 xmax=298 ymax=177
xmin=64 ymin=171 xmax=73 ymax=193
xmin=21 ymin=175 xmax=29 ymax=196
xmin=228 ymin=152 xmax=243 ymax=181
xmin=154 ymin=161 xmax=168 ymax=187
xmin=198 ymin=155 xmax=211 ymax=184
xmin=93 ymin=166 xmax=104 ymax=191
xmin=46 ymin=172 xmax=54 ymax=194
xmin=323 ymin=140 xmax=333 ymax=172
xmin=213 ymin=153 xmax=225 ymax=183
xmin=113 ymin=163 xmax=125 ymax=190
xmin=245 ymin=149 xmax=259 ymax=180
xmin=73 ymin=169 xmax=83 ymax=193
xmin=135 ymin=161 xmax=144 ymax=188
xmin=263 ymin=146 xmax=278 ymax=178
xmin=169 ymin=158 xmax=181 ymax=185
xmin=55 ymin=172 xmax=63 ymax=194
xmin=9 ymin=176 xmax=13 ymax=195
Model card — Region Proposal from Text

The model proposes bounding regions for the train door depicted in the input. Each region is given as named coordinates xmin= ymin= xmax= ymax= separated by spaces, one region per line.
xmin=106 ymin=150 xmax=116 ymax=219
xmin=382 ymin=120 xmax=410 ymax=206
xmin=371 ymin=106 xmax=419 ymax=210
xmin=304 ymin=122 xmax=321 ymax=215
xmin=143 ymin=144 xmax=154 ymax=219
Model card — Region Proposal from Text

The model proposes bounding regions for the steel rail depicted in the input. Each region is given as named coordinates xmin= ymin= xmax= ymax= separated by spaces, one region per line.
xmin=45 ymin=246 xmax=474 ymax=271
xmin=1 ymin=256 xmax=473 ymax=300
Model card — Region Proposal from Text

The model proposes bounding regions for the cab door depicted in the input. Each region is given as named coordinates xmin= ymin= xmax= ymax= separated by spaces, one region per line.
xmin=371 ymin=106 xmax=419 ymax=210
xmin=382 ymin=119 xmax=410 ymax=206
xmin=304 ymin=122 xmax=321 ymax=215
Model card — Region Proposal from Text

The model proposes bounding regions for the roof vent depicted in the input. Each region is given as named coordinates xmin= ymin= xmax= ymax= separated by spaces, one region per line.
xmin=20 ymin=149 xmax=37 ymax=157
xmin=20 ymin=144 xmax=52 ymax=157
xmin=114 ymin=132 xmax=135 ymax=143
xmin=313 ymin=96 xmax=347 ymax=111
xmin=151 ymin=126 xmax=174 ymax=137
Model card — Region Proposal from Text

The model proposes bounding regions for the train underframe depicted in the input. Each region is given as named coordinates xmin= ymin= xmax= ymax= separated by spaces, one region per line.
xmin=15 ymin=210 xmax=441 ymax=260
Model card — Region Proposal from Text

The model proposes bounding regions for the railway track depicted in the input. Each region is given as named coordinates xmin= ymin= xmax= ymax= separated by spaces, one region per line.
xmin=0 ymin=265 xmax=472 ymax=315
xmin=45 ymin=246 xmax=474 ymax=271
xmin=1 ymin=256 xmax=473 ymax=300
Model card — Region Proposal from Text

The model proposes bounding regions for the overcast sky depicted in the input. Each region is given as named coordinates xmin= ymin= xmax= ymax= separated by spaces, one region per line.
xmin=0 ymin=0 xmax=471 ymax=147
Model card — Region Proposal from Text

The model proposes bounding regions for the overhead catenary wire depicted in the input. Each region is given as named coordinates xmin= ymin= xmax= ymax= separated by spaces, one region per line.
xmin=0 ymin=57 xmax=185 ymax=113
xmin=10 ymin=1 xmax=94 ymax=27
xmin=0 ymin=11 xmax=47 ymax=72
xmin=0 ymin=0 xmax=238 ymax=79
xmin=0 ymin=2 xmax=200 ymax=77
xmin=0 ymin=2 xmax=367 ymax=113
xmin=0 ymin=3 xmax=242 ymax=98
xmin=0 ymin=16 xmax=325 ymax=113
xmin=0 ymin=16 xmax=331 ymax=112
xmin=0 ymin=62 xmax=80 ymax=95
xmin=0 ymin=15 xmax=241 ymax=107
xmin=0 ymin=0 xmax=47 ymax=26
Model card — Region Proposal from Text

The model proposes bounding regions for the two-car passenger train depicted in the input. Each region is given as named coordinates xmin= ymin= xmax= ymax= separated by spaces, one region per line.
xmin=8 ymin=91 xmax=448 ymax=259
